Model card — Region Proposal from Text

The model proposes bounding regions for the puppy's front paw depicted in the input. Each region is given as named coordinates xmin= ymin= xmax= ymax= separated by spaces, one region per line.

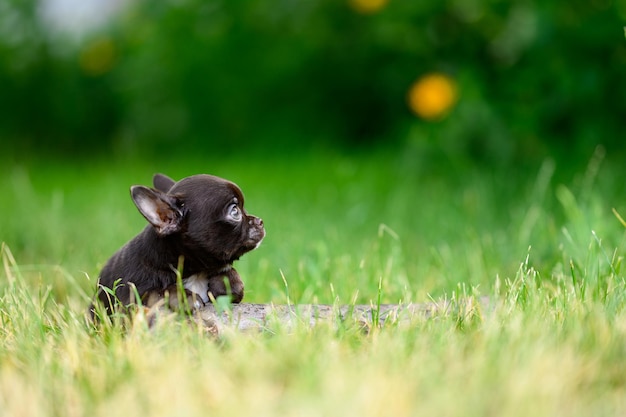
xmin=208 ymin=269 xmax=244 ymax=303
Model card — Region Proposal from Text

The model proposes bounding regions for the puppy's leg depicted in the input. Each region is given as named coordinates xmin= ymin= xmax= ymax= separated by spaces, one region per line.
xmin=140 ymin=287 xmax=208 ymax=330
xmin=208 ymin=268 xmax=244 ymax=303
xmin=143 ymin=286 xmax=205 ymax=311
xmin=168 ymin=286 xmax=206 ymax=310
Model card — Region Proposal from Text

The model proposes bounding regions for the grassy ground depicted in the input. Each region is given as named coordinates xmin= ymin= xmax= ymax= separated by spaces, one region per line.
xmin=1 ymin=148 xmax=626 ymax=416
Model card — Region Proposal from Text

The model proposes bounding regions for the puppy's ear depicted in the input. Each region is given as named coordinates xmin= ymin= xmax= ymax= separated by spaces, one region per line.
xmin=131 ymin=186 xmax=185 ymax=235
xmin=153 ymin=174 xmax=176 ymax=193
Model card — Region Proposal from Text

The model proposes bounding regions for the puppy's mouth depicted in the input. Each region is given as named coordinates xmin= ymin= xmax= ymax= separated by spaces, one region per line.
xmin=227 ymin=230 xmax=264 ymax=263
xmin=246 ymin=226 xmax=266 ymax=250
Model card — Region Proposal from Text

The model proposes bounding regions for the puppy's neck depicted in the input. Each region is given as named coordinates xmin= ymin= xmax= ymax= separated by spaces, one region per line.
xmin=142 ymin=227 xmax=231 ymax=277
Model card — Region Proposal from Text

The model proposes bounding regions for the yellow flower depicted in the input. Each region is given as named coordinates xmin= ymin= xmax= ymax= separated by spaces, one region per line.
xmin=407 ymin=73 xmax=458 ymax=120
xmin=348 ymin=0 xmax=389 ymax=14
xmin=79 ymin=37 xmax=116 ymax=76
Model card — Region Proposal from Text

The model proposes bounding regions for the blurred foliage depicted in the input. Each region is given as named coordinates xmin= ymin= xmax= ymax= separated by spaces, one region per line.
xmin=1 ymin=0 xmax=625 ymax=165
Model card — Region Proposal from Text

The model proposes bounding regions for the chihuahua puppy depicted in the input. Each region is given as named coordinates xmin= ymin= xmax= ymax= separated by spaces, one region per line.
xmin=91 ymin=173 xmax=265 ymax=317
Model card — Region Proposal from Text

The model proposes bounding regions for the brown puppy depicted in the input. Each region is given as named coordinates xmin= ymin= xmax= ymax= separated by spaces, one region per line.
xmin=91 ymin=173 xmax=265 ymax=317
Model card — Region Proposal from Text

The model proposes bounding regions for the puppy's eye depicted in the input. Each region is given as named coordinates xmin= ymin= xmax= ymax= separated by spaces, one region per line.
xmin=228 ymin=204 xmax=242 ymax=222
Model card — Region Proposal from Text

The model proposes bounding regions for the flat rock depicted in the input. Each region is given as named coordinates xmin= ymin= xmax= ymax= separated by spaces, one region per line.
xmin=192 ymin=297 xmax=489 ymax=333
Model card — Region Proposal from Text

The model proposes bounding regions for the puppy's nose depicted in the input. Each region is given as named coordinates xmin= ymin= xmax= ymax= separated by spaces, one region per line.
xmin=250 ymin=217 xmax=263 ymax=227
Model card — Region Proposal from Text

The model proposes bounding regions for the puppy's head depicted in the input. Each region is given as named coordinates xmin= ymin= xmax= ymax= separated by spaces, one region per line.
xmin=131 ymin=173 xmax=265 ymax=264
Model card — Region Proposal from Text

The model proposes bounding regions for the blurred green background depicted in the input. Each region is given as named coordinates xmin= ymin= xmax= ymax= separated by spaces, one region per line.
xmin=2 ymin=0 xmax=625 ymax=163
xmin=1 ymin=0 xmax=626 ymax=305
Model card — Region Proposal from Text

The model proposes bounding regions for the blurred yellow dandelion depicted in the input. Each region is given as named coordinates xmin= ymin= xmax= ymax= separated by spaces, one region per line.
xmin=348 ymin=0 xmax=389 ymax=14
xmin=79 ymin=37 xmax=116 ymax=76
xmin=407 ymin=73 xmax=458 ymax=120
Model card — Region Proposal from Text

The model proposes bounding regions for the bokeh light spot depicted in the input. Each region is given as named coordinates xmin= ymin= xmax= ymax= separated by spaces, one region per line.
xmin=79 ymin=37 xmax=116 ymax=76
xmin=407 ymin=73 xmax=458 ymax=120
xmin=348 ymin=0 xmax=389 ymax=14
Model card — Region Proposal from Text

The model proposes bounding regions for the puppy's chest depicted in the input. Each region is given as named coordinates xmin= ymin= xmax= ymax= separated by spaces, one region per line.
xmin=183 ymin=266 xmax=231 ymax=304
xmin=182 ymin=273 xmax=210 ymax=303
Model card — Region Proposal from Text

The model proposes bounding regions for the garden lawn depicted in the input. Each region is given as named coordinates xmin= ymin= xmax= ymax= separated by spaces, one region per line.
xmin=1 ymin=149 xmax=625 ymax=416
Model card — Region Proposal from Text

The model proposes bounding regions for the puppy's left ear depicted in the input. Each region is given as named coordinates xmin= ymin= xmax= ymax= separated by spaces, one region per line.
xmin=131 ymin=186 xmax=186 ymax=235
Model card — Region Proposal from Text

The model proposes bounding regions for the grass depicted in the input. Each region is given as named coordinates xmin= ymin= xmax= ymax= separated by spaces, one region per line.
xmin=1 ymin=148 xmax=626 ymax=416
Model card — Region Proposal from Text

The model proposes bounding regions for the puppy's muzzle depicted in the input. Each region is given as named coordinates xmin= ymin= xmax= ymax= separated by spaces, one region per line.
xmin=247 ymin=216 xmax=265 ymax=248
